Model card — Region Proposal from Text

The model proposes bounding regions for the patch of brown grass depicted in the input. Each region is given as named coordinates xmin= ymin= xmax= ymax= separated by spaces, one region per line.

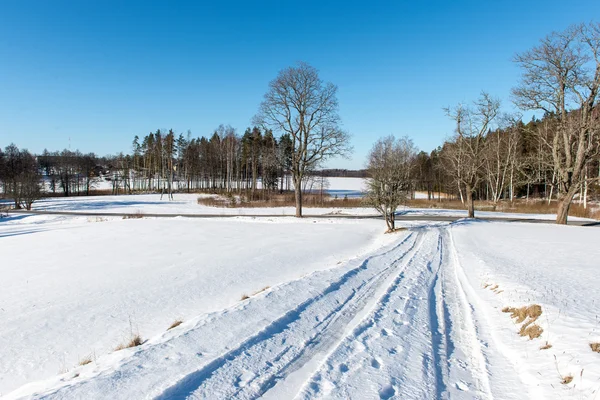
xmin=502 ymin=305 xmax=542 ymax=324
xmin=240 ymin=286 xmax=271 ymax=301
xmin=78 ymin=355 xmax=92 ymax=366
xmin=404 ymin=198 xmax=600 ymax=220
xmin=503 ymin=304 xmax=544 ymax=340
xmin=490 ymin=285 xmax=498 ymax=291
xmin=253 ymin=286 xmax=270 ymax=295
xmin=167 ymin=320 xmax=183 ymax=330
xmin=561 ymin=374 xmax=573 ymax=385
xmin=590 ymin=342 xmax=600 ymax=353
xmin=520 ymin=323 xmax=543 ymax=339
xmin=114 ymin=334 xmax=143 ymax=351
xmin=197 ymin=191 xmax=365 ymax=209
xmin=540 ymin=341 xmax=553 ymax=350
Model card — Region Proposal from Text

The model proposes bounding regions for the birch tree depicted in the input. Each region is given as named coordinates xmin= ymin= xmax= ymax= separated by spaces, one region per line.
xmin=483 ymin=115 xmax=521 ymax=204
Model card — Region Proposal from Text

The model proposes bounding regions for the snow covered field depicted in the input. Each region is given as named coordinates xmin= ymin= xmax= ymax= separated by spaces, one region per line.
xmin=0 ymin=214 xmax=391 ymax=395
xmin=2 ymin=197 xmax=599 ymax=399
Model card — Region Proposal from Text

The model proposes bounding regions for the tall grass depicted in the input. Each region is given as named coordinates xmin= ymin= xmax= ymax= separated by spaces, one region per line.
xmin=405 ymin=199 xmax=600 ymax=219
xmin=197 ymin=192 xmax=365 ymax=209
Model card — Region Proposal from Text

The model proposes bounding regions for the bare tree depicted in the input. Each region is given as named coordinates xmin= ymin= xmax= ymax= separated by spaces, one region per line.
xmin=254 ymin=62 xmax=351 ymax=217
xmin=513 ymin=23 xmax=600 ymax=224
xmin=2 ymin=144 xmax=42 ymax=210
xmin=365 ymin=136 xmax=417 ymax=232
xmin=444 ymin=92 xmax=501 ymax=218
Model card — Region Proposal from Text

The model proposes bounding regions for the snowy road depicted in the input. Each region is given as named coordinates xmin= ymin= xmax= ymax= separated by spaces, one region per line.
xmin=8 ymin=226 xmax=501 ymax=399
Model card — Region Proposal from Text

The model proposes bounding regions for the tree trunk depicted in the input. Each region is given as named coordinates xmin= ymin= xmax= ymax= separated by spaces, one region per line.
xmin=384 ymin=210 xmax=395 ymax=232
xmin=583 ymin=175 xmax=588 ymax=209
xmin=556 ymin=187 xmax=578 ymax=225
xmin=465 ymin=183 xmax=475 ymax=218
xmin=294 ymin=177 xmax=303 ymax=218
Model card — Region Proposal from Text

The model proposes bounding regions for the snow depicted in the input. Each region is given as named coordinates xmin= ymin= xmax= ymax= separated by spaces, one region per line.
xmin=451 ymin=221 xmax=600 ymax=399
xmin=2 ymin=195 xmax=600 ymax=399
xmin=0 ymin=214 xmax=392 ymax=396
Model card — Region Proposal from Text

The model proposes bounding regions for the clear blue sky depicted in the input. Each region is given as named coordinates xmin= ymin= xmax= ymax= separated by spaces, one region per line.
xmin=1 ymin=1 xmax=598 ymax=169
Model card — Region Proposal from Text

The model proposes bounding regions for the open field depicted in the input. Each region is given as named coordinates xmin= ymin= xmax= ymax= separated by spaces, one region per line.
xmin=1 ymin=195 xmax=600 ymax=399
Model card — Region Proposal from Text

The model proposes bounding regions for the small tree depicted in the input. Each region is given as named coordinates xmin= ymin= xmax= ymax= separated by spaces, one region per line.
xmin=366 ymin=136 xmax=417 ymax=232
xmin=254 ymin=62 xmax=351 ymax=217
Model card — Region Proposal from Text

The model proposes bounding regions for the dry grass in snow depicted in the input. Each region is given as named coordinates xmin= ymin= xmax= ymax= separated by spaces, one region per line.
xmin=122 ymin=211 xmax=144 ymax=219
xmin=561 ymin=374 xmax=573 ymax=385
xmin=115 ymin=335 xmax=143 ymax=351
xmin=540 ymin=341 xmax=552 ymax=350
xmin=78 ymin=355 xmax=93 ymax=366
xmin=240 ymin=286 xmax=271 ymax=301
xmin=502 ymin=304 xmax=544 ymax=340
xmin=167 ymin=320 xmax=183 ymax=330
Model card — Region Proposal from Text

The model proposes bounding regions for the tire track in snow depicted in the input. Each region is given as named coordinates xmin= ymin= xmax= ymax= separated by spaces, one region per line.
xmin=297 ymin=228 xmax=444 ymax=399
xmin=447 ymin=227 xmax=540 ymax=399
xmin=154 ymin=231 xmax=425 ymax=400
xmin=441 ymin=229 xmax=493 ymax=399
xmin=426 ymin=231 xmax=449 ymax=399
xmin=297 ymin=227 xmax=497 ymax=400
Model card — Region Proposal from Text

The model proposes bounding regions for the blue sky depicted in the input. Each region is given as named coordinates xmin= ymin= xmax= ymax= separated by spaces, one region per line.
xmin=1 ymin=1 xmax=598 ymax=169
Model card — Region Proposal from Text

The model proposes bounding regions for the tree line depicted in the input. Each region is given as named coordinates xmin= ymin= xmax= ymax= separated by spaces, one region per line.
xmin=367 ymin=22 xmax=599 ymax=227
xmin=0 ymin=126 xmax=294 ymax=204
